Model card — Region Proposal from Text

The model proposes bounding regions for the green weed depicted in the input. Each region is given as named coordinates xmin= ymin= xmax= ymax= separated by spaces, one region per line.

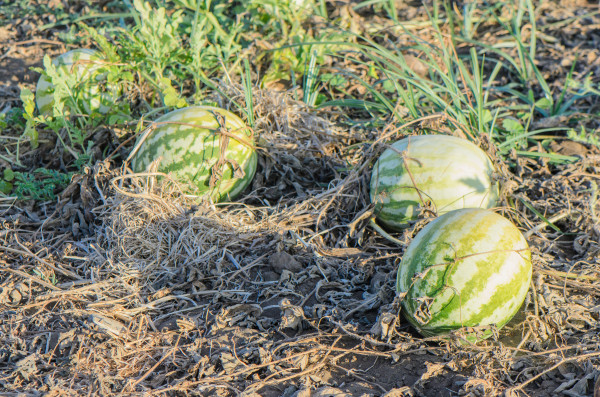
xmin=335 ymin=21 xmax=499 ymax=137
xmin=25 ymin=49 xmax=130 ymax=167
xmin=11 ymin=169 xmax=73 ymax=201
xmin=0 ymin=169 xmax=14 ymax=196
xmin=567 ymin=126 xmax=600 ymax=148
xmin=241 ymin=59 xmax=255 ymax=128
xmin=302 ymin=50 xmax=321 ymax=107
xmin=324 ymin=0 xmax=600 ymax=161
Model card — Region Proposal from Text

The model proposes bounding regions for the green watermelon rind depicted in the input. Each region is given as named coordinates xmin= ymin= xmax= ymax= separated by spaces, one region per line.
xmin=396 ymin=208 xmax=532 ymax=343
xmin=370 ymin=135 xmax=499 ymax=231
xmin=130 ymin=106 xmax=257 ymax=202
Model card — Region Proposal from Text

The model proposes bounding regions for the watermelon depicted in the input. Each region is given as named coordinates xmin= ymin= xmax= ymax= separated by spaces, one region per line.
xmin=370 ymin=135 xmax=499 ymax=230
xmin=397 ymin=208 xmax=532 ymax=343
xmin=36 ymin=49 xmax=119 ymax=116
xmin=130 ymin=106 xmax=257 ymax=202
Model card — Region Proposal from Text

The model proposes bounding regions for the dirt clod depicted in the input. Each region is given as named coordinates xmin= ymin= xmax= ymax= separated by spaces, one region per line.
xmin=269 ymin=252 xmax=304 ymax=273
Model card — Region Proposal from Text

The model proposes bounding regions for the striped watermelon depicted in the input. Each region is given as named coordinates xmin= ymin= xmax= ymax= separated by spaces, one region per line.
xmin=370 ymin=135 xmax=499 ymax=230
xmin=130 ymin=106 xmax=257 ymax=202
xmin=397 ymin=208 xmax=531 ymax=343
xmin=36 ymin=49 xmax=119 ymax=116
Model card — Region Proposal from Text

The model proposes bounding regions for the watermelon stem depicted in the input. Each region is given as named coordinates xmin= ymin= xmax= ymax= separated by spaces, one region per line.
xmin=368 ymin=217 xmax=406 ymax=246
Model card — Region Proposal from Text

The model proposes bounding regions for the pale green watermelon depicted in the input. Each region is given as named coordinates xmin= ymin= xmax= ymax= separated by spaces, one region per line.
xmin=397 ymin=208 xmax=532 ymax=343
xmin=36 ymin=49 xmax=119 ymax=116
xmin=130 ymin=106 xmax=257 ymax=202
xmin=370 ymin=135 xmax=499 ymax=230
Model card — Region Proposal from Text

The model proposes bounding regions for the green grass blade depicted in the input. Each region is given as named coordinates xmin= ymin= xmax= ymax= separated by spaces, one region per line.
xmin=519 ymin=197 xmax=563 ymax=234
xmin=242 ymin=59 xmax=255 ymax=128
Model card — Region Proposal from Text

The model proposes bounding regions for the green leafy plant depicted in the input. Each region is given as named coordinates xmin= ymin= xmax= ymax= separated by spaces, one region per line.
xmin=128 ymin=0 xmax=186 ymax=78
xmin=24 ymin=45 xmax=132 ymax=168
xmin=567 ymin=126 xmax=600 ymax=147
xmin=12 ymin=169 xmax=73 ymax=201
xmin=0 ymin=169 xmax=14 ymax=195
xmin=118 ymin=0 xmax=244 ymax=106
xmin=332 ymin=18 xmax=500 ymax=137
xmin=20 ymin=88 xmax=38 ymax=151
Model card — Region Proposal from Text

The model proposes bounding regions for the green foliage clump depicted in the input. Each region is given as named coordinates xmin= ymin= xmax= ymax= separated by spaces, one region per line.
xmin=0 ymin=164 xmax=74 ymax=201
